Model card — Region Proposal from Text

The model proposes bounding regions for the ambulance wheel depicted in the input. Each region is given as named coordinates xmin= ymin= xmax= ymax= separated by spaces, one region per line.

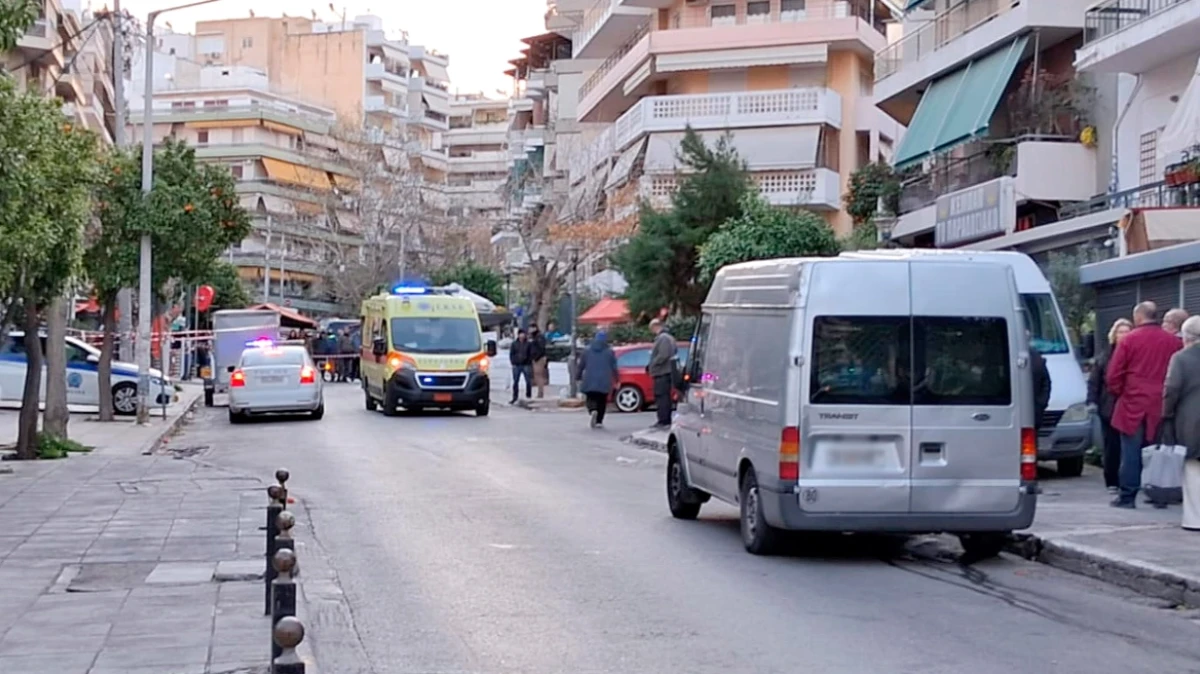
xmin=476 ymin=399 xmax=490 ymax=417
xmin=364 ymin=384 xmax=378 ymax=412
xmin=382 ymin=386 xmax=400 ymax=417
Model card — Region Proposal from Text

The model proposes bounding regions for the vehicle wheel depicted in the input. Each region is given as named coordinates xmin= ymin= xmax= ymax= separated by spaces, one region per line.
xmin=204 ymin=390 xmax=214 ymax=407
xmin=310 ymin=404 xmax=325 ymax=421
xmin=614 ymin=385 xmax=643 ymax=413
xmin=112 ymin=382 xmax=137 ymax=416
xmin=228 ymin=409 xmax=245 ymax=425
xmin=476 ymin=399 xmax=490 ymax=417
xmin=667 ymin=451 xmax=702 ymax=520
xmin=739 ymin=470 xmax=782 ymax=555
xmin=959 ymin=532 xmax=1008 ymax=561
xmin=364 ymin=384 xmax=378 ymax=412
xmin=382 ymin=386 xmax=400 ymax=417
xmin=1057 ymin=456 xmax=1085 ymax=477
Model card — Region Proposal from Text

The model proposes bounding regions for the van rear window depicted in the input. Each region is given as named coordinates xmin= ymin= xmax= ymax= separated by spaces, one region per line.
xmin=810 ymin=316 xmax=1011 ymax=406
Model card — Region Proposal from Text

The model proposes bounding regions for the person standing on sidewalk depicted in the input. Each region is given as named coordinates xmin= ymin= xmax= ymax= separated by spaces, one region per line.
xmin=1106 ymin=302 xmax=1181 ymax=509
xmin=647 ymin=319 xmax=677 ymax=429
xmin=530 ymin=326 xmax=548 ymax=399
xmin=1162 ymin=316 xmax=1200 ymax=530
xmin=578 ymin=330 xmax=618 ymax=429
xmin=509 ymin=329 xmax=534 ymax=405
xmin=1090 ymin=318 xmax=1133 ymax=493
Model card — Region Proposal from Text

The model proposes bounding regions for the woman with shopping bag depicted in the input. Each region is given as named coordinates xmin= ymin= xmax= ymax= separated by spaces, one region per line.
xmin=1161 ymin=316 xmax=1200 ymax=530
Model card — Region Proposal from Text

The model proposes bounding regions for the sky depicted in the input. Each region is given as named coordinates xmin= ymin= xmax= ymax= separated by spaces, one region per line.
xmin=114 ymin=0 xmax=548 ymax=97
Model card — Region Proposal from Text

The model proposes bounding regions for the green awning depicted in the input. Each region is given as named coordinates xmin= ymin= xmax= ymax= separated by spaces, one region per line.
xmin=904 ymin=0 xmax=933 ymax=11
xmin=892 ymin=35 xmax=1029 ymax=170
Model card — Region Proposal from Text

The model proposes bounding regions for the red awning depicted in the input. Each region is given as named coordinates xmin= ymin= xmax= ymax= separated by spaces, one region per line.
xmin=578 ymin=298 xmax=630 ymax=325
xmin=247 ymin=303 xmax=318 ymax=330
xmin=75 ymin=298 xmax=102 ymax=314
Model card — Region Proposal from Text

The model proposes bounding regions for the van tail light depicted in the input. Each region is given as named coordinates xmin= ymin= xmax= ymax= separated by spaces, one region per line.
xmin=299 ymin=366 xmax=316 ymax=384
xmin=1020 ymin=427 xmax=1037 ymax=482
xmin=230 ymin=370 xmax=246 ymax=388
xmin=779 ymin=426 xmax=800 ymax=481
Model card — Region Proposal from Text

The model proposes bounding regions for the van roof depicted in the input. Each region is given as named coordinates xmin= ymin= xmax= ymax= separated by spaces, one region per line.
xmin=838 ymin=249 xmax=1050 ymax=293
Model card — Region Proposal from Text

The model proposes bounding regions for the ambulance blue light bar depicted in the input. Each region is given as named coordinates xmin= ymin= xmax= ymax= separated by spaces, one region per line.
xmin=391 ymin=285 xmax=428 ymax=295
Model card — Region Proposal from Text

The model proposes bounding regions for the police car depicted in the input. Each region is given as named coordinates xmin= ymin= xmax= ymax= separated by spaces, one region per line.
xmin=227 ymin=340 xmax=324 ymax=423
xmin=0 ymin=332 xmax=173 ymax=415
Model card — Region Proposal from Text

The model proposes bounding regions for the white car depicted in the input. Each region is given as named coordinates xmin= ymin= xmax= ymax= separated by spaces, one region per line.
xmin=227 ymin=342 xmax=324 ymax=423
xmin=0 ymin=332 xmax=173 ymax=415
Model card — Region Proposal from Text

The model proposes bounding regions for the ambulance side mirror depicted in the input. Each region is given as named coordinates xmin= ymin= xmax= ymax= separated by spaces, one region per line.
xmin=486 ymin=340 xmax=497 ymax=357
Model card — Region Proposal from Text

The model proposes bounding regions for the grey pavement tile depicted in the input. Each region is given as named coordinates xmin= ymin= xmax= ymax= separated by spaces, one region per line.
xmin=160 ymin=544 xmax=239 ymax=563
xmin=91 ymin=644 xmax=210 ymax=668
xmin=89 ymin=666 xmax=207 ymax=674
xmin=215 ymin=560 xmax=264 ymax=581
xmin=144 ymin=562 xmax=216 ymax=585
xmin=0 ymin=653 xmax=96 ymax=674
xmin=0 ymin=522 xmax=42 ymax=537
xmin=108 ymin=616 xmax=213 ymax=638
xmin=0 ymin=620 xmax=112 ymax=642
xmin=103 ymin=628 xmax=218 ymax=651
xmin=210 ymin=640 xmax=268 ymax=665
xmin=0 ymin=632 xmax=106 ymax=656
xmin=82 ymin=552 xmax=163 ymax=564
xmin=0 ymin=536 xmax=27 ymax=557
xmin=128 ymin=583 xmax=219 ymax=601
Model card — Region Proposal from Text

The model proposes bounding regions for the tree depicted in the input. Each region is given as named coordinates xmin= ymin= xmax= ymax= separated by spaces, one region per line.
xmin=1047 ymin=247 xmax=1108 ymax=345
xmin=698 ymin=194 xmax=840 ymax=281
xmin=844 ymin=162 xmax=901 ymax=225
xmin=613 ymin=127 xmax=752 ymax=317
xmin=0 ymin=79 xmax=102 ymax=457
xmin=0 ymin=0 xmax=38 ymax=51
xmin=87 ymin=140 xmax=250 ymax=420
xmin=430 ymin=261 xmax=505 ymax=305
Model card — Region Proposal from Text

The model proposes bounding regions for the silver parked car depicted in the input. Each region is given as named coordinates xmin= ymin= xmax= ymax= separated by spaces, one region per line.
xmin=228 ymin=342 xmax=324 ymax=423
xmin=667 ymin=257 xmax=1037 ymax=558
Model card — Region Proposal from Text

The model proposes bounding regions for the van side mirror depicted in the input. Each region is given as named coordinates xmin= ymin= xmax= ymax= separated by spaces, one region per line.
xmin=486 ymin=339 xmax=497 ymax=357
xmin=372 ymin=338 xmax=387 ymax=357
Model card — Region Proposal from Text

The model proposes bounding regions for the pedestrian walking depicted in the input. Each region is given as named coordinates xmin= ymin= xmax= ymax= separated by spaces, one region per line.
xmin=509 ymin=329 xmax=534 ymax=404
xmin=1106 ymin=301 xmax=1182 ymax=509
xmin=647 ymin=318 xmax=677 ymax=429
xmin=1165 ymin=308 xmax=1190 ymax=342
xmin=337 ymin=329 xmax=354 ymax=382
xmin=1089 ymin=318 xmax=1133 ymax=493
xmin=1163 ymin=316 xmax=1200 ymax=531
xmin=530 ymin=326 xmax=548 ymax=399
xmin=578 ymin=330 xmax=618 ymax=429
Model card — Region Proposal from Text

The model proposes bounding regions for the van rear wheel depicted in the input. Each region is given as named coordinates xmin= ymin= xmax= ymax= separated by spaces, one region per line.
xmin=959 ymin=532 xmax=1007 ymax=561
xmin=667 ymin=452 xmax=702 ymax=520
xmin=1057 ymin=456 xmax=1085 ymax=477
xmin=739 ymin=470 xmax=782 ymax=555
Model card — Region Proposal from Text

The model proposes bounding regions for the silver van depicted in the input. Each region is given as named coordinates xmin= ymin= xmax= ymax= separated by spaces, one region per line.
xmin=667 ymin=257 xmax=1038 ymax=556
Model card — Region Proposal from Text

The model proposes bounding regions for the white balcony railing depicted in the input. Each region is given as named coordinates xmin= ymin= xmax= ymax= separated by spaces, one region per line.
xmin=875 ymin=0 xmax=1019 ymax=82
xmin=641 ymin=168 xmax=840 ymax=210
xmin=365 ymin=61 xmax=408 ymax=82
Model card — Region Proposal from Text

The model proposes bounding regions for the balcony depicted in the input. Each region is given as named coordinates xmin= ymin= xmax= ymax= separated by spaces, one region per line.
xmin=365 ymin=62 xmax=409 ymax=89
xmin=1077 ymin=0 xmax=1200 ymax=74
xmin=874 ymin=0 xmax=1093 ymax=112
xmin=449 ymin=150 xmax=510 ymax=173
xmin=573 ymin=0 xmax=653 ymax=59
xmin=134 ymin=101 xmax=336 ymax=135
xmin=365 ymin=95 xmax=408 ymax=118
xmin=16 ymin=18 xmax=55 ymax=54
xmin=642 ymin=167 xmax=841 ymax=210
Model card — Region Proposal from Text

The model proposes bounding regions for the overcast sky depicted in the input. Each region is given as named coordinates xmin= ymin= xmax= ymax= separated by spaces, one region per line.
xmin=114 ymin=0 xmax=547 ymax=97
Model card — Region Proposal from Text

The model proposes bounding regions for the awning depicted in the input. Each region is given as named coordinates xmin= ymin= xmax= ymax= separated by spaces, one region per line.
xmin=1159 ymin=55 xmax=1200 ymax=163
xmin=423 ymin=93 xmax=451 ymax=116
xmin=893 ymin=35 xmax=1029 ymax=170
xmin=420 ymin=60 xmax=451 ymax=85
xmin=578 ymin=298 xmax=629 ymax=325
xmin=294 ymin=200 xmax=325 ymax=216
xmin=263 ymin=120 xmax=302 ymax=136
xmin=1121 ymin=208 xmax=1200 ymax=254
xmin=259 ymin=194 xmax=296 ymax=215
xmin=606 ymin=138 xmax=647 ymax=190
xmin=246 ymin=303 xmax=317 ymax=330
xmin=304 ymin=130 xmax=338 ymax=150
xmin=905 ymin=0 xmax=934 ymax=10
xmin=184 ymin=119 xmax=251 ymax=130
xmin=261 ymin=157 xmax=333 ymax=191
xmin=329 ymin=173 xmax=360 ymax=192
xmin=643 ymin=127 xmax=820 ymax=173
xmin=655 ymin=44 xmax=827 ymax=73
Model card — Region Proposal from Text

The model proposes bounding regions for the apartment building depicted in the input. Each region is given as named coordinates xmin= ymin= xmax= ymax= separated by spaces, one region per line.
xmin=444 ymin=95 xmax=509 ymax=227
xmin=559 ymin=0 xmax=903 ymax=237
xmin=6 ymin=0 xmax=115 ymax=144
xmin=876 ymin=0 xmax=1122 ymax=258
xmin=130 ymin=64 xmax=362 ymax=315
xmin=1072 ymin=0 xmax=1200 ymax=330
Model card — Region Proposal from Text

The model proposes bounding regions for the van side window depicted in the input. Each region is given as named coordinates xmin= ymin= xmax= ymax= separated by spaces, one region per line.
xmin=914 ymin=317 xmax=1011 ymax=406
xmin=810 ymin=317 xmax=910 ymax=405
xmin=687 ymin=315 xmax=712 ymax=383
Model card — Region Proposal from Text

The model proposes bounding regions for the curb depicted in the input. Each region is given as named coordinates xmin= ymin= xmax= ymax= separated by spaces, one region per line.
xmin=621 ymin=434 xmax=667 ymax=454
xmin=137 ymin=389 xmax=203 ymax=456
xmin=1006 ymin=532 xmax=1200 ymax=607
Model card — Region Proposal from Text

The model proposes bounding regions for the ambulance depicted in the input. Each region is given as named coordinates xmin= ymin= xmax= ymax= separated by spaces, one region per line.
xmin=360 ymin=285 xmax=497 ymax=417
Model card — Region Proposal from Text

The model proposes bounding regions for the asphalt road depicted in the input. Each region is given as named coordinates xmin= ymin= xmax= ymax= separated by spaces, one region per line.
xmin=178 ymin=384 xmax=1200 ymax=674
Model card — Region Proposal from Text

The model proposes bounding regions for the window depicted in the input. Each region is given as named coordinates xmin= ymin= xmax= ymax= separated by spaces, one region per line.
xmin=1021 ymin=293 xmax=1069 ymax=355
xmin=240 ymin=348 xmax=307 ymax=367
xmin=197 ymin=131 xmax=209 ymax=144
xmin=1139 ymin=130 xmax=1158 ymax=187
xmin=241 ymin=36 xmax=253 ymax=48
xmin=747 ymin=1 xmax=770 ymax=22
xmin=65 ymin=342 xmax=90 ymax=364
xmin=914 ymin=318 xmax=1010 ymax=406
xmin=781 ymin=0 xmax=806 ymax=20
xmin=230 ymin=165 xmax=244 ymax=179
xmin=617 ymin=348 xmax=651 ymax=369
xmin=811 ymin=317 xmax=910 ymax=405
xmin=389 ymin=317 xmax=481 ymax=354
xmin=710 ymin=3 xmax=736 ymax=25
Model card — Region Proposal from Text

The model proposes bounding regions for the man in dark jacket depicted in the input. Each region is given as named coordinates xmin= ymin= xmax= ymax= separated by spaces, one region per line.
xmin=1107 ymin=301 xmax=1183 ymax=508
xmin=577 ymin=331 xmax=618 ymax=429
xmin=530 ymin=327 xmax=548 ymax=399
xmin=1030 ymin=340 xmax=1052 ymax=432
xmin=647 ymin=319 xmax=677 ymax=429
xmin=509 ymin=330 xmax=534 ymax=404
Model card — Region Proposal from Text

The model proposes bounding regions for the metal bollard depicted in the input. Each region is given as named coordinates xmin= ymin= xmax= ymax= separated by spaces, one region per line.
xmin=270 ymin=548 xmax=298 ymax=661
xmin=272 ymin=616 xmax=306 ymax=674
xmin=275 ymin=468 xmax=290 ymax=506
xmin=264 ymin=484 xmax=284 ymax=616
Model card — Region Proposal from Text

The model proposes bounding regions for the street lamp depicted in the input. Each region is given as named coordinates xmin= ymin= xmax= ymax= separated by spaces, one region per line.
xmin=136 ymin=0 xmax=223 ymax=424
xmin=874 ymin=197 xmax=898 ymax=249
xmin=567 ymin=247 xmax=580 ymax=400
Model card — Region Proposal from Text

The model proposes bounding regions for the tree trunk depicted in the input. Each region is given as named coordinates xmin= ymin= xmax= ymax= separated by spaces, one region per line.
xmin=14 ymin=301 xmax=44 ymax=460
xmin=43 ymin=295 xmax=69 ymax=440
xmin=97 ymin=292 xmax=117 ymax=421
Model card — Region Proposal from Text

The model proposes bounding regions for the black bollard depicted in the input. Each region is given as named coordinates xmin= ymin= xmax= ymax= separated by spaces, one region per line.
xmin=270 ymin=548 xmax=298 ymax=661
xmin=274 ymin=510 xmax=297 ymax=575
xmin=275 ymin=468 xmax=290 ymax=507
xmin=272 ymin=616 xmax=306 ymax=674
xmin=264 ymin=484 xmax=284 ymax=615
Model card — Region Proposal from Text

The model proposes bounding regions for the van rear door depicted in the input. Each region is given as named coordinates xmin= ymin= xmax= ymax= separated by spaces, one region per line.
xmin=909 ymin=262 xmax=1022 ymax=514
xmin=799 ymin=261 xmax=912 ymax=514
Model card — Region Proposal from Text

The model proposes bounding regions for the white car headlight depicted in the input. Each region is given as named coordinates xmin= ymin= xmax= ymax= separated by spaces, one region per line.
xmin=1061 ymin=403 xmax=1091 ymax=423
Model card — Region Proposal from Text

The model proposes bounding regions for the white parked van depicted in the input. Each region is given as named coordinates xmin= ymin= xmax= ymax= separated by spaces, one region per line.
xmin=667 ymin=257 xmax=1038 ymax=556
xmin=841 ymin=249 xmax=1092 ymax=476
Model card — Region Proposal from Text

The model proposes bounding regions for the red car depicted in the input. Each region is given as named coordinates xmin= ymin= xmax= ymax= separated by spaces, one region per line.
xmin=611 ymin=342 xmax=690 ymax=413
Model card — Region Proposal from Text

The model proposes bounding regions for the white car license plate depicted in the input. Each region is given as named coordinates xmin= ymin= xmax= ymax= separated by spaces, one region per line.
xmin=830 ymin=448 xmax=884 ymax=467
xmin=260 ymin=375 xmax=284 ymax=384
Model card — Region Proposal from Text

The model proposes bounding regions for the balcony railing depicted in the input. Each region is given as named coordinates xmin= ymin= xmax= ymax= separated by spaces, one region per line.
xmin=579 ymin=22 xmax=649 ymax=99
xmin=876 ymin=0 xmax=1019 ymax=82
xmin=23 ymin=18 xmax=49 ymax=38
xmin=1060 ymin=179 xmax=1200 ymax=219
xmin=1084 ymin=0 xmax=1189 ymax=45
xmin=899 ymin=143 xmax=1017 ymax=214
xmin=670 ymin=0 xmax=886 ymax=32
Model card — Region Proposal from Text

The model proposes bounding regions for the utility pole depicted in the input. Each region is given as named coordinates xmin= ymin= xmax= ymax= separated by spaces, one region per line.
xmin=568 ymin=248 xmax=579 ymax=400
xmin=112 ymin=0 xmax=133 ymax=361
xmin=263 ymin=215 xmax=272 ymax=302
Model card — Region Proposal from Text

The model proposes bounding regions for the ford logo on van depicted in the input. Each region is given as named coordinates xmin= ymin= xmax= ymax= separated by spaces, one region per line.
xmin=819 ymin=412 xmax=859 ymax=420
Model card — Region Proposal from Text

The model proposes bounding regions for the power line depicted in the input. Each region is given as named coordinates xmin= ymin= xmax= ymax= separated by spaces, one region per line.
xmin=45 ymin=17 xmax=103 ymax=96
xmin=6 ymin=14 xmax=104 ymax=75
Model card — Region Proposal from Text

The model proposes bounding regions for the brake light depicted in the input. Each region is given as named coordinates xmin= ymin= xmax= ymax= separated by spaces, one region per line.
xmin=230 ymin=370 xmax=245 ymax=387
xmin=1020 ymin=427 xmax=1037 ymax=482
xmin=779 ymin=426 xmax=800 ymax=481
xmin=299 ymin=366 xmax=316 ymax=384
